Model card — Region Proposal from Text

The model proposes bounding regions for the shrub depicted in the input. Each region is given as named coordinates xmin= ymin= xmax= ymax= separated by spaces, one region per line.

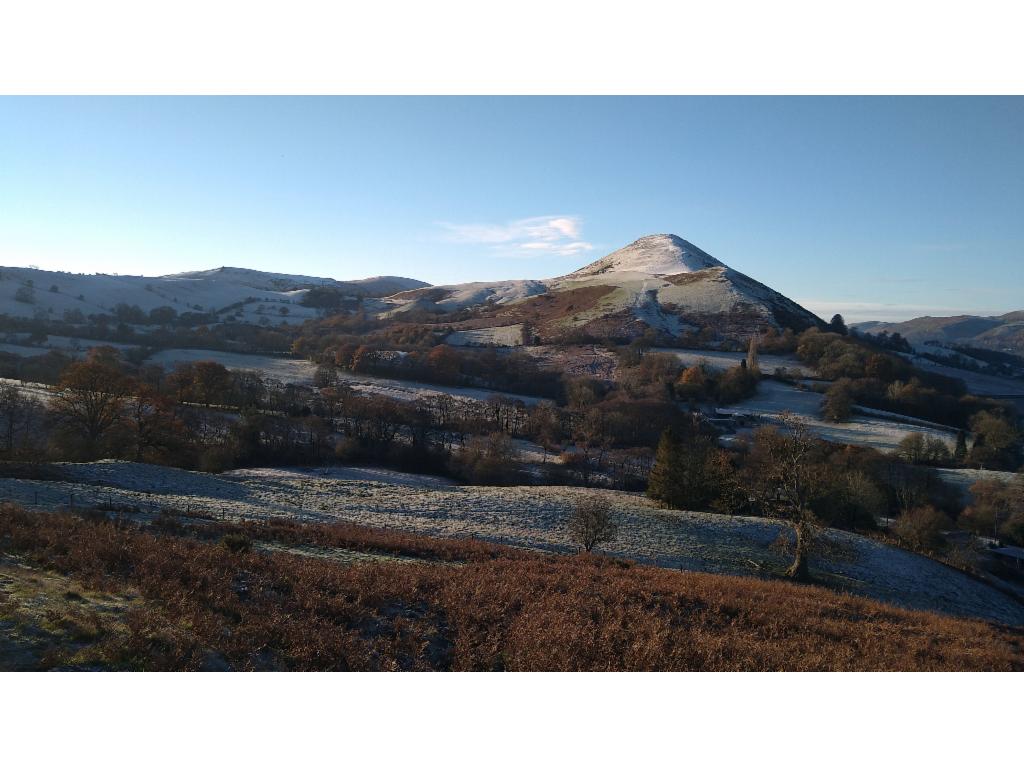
xmin=821 ymin=379 xmax=854 ymax=422
xmin=893 ymin=505 xmax=951 ymax=553
xmin=567 ymin=496 xmax=618 ymax=553
xmin=199 ymin=447 xmax=234 ymax=474
xmin=221 ymin=533 xmax=253 ymax=554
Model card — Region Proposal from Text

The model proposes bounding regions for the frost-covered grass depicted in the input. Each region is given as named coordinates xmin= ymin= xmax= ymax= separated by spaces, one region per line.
xmin=5 ymin=508 xmax=1018 ymax=670
xmin=0 ymin=377 xmax=54 ymax=402
xmin=145 ymin=348 xmax=317 ymax=383
xmin=902 ymin=353 xmax=1024 ymax=397
xmin=445 ymin=324 xmax=524 ymax=347
xmin=726 ymin=380 xmax=958 ymax=452
xmin=0 ymin=335 xmax=139 ymax=359
xmin=0 ymin=343 xmax=52 ymax=358
xmin=935 ymin=468 xmax=1020 ymax=502
xmin=143 ymin=349 xmax=544 ymax=404
xmin=652 ymin=347 xmax=814 ymax=377
xmin=5 ymin=460 xmax=1022 ymax=626
xmin=331 ymin=371 xmax=545 ymax=404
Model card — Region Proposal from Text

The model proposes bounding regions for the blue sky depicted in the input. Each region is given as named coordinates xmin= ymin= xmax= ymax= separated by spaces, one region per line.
xmin=0 ymin=97 xmax=1021 ymax=322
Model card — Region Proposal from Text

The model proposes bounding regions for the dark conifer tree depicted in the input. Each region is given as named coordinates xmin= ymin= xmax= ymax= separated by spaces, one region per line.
xmin=829 ymin=314 xmax=848 ymax=335
xmin=647 ymin=428 xmax=683 ymax=506
xmin=954 ymin=429 xmax=968 ymax=462
xmin=647 ymin=425 xmax=727 ymax=511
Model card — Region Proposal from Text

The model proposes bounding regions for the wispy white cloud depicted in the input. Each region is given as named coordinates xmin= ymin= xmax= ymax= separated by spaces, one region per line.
xmin=437 ymin=215 xmax=595 ymax=258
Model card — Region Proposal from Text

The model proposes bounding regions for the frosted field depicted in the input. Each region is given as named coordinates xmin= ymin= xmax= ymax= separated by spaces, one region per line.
xmin=0 ymin=335 xmax=138 ymax=359
xmin=727 ymin=380 xmax=958 ymax=452
xmin=903 ymin=353 xmax=1024 ymax=398
xmin=445 ymin=324 xmax=524 ymax=347
xmin=0 ymin=378 xmax=54 ymax=402
xmin=935 ymin=468 xmax=1020 ymax=501
xmin=652 ymin=347 xmax=815 ymax=377
xmin=144 ymin=348 xmax=542 ymax=404
xmin=523 ymin=345 xmax=618 ymax=379
xmin=331 ymin=371 xmax=545 ymax=405
xmin=0 ymin=343 xmax=51 ymax=358
xmin=3 ymin=460 xmax=1022 ymax=626
xmin=145 ymin=348 xmax=317 ymax=384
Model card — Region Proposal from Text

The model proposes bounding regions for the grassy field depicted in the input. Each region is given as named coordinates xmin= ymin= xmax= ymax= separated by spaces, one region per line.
xmin=4 ymin=461 xmax=1022 ymax=625
xmin=724 ymin=379 xmax=959 ymax=452
xmin=1 ymin=504 xmax=1020 ymax=671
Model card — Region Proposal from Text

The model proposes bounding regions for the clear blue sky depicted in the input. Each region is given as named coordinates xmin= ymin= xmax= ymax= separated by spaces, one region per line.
xmin=1 ymin=97 xmax=1021 ymax=322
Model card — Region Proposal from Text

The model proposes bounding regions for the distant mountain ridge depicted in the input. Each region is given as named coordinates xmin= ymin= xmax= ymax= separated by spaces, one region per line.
xmin=167 ymin=266 xmax=426 ymax=296
xmin=853 ymin=312 xmax=1024 ymax=354
xmin=0 ymin=265 xmax=429 ymax=326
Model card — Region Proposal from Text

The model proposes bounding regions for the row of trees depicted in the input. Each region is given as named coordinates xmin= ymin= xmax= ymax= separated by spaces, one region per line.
xmin=802 ymin=326 xmax=1018 ymax=422
xmin=0 ymin=346 xmax=658 ymax=487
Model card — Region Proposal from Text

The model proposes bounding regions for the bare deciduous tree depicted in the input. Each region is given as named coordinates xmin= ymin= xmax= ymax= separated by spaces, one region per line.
xmin=743 ymin=412 xmax=823 ymax=580
xmin=568 ymin=496 xmax=618 ymax=553
xmin=49 ymin=359 xmax=133 ymax=458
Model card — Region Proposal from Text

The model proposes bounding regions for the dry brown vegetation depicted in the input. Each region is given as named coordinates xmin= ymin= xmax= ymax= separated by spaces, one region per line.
xmin=504 ymin=285 xmax=616 ymax=331
xmin=1 ymin=503 xmax=1021 ymax=671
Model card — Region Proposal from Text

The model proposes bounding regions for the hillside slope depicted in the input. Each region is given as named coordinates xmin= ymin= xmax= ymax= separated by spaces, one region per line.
xmin=3 ymin=508 xmax=1020 ymax=671
xmin=5 ymin=460 xmax=1022 ymax=626
xmin=0 ymin=265 xmax=428 ymax=325
xmin=381 ymin=234 xmax=823 ymax=341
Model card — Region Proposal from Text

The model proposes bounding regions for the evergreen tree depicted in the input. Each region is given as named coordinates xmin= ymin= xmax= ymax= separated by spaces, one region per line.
xmin=746 ymin=334 xmax=760 ymax=373
xmin=954 ymin=429 xmax=968 ymax=463
xmin=829 ymin=314 xmax=848 ymax=335
xmin=647 ymin=425 xmax=728 ymax=510
xmin=647 ymin=428 xmax=683 ymax=505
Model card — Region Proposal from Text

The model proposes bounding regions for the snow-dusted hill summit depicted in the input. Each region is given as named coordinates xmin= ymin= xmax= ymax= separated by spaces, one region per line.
xmin=383 ymin=234 xmax=824 ymax=340
xmin=569 ymin=234 xmax=724 ymax=278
